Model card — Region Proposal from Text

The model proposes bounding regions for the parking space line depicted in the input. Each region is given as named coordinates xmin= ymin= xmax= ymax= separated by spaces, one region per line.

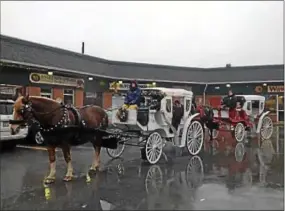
xmin=17 ymin=145 xmax=60 ymax=151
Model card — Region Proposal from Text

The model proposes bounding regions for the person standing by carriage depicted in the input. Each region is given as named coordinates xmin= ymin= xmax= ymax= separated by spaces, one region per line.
xmin=226 ymin=89 xmax=237 ymax=119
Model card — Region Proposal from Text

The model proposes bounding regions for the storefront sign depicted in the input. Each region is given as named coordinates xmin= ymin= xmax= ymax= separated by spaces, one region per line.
xmin=30 ymin=73 xmax=85 ymax=88
xmin=0 ymin=86 xmax=16 ymax=95
xmin=267 ymin=85 xmax=284 ymax=93
xmin=109 ymin=82 xmax=155 ymax=91
xmin=86 ymin=92 xmax=97 ymax=98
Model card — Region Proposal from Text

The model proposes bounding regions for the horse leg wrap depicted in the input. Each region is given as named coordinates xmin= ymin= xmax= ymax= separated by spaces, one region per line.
xmin=45 ymin=162 xmax=56 ymax=184
xmin=63 ymin=162 xmax=73 ymax=182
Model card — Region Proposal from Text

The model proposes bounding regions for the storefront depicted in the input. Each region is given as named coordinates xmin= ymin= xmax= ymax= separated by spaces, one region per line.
xmin=0 ymin=65 xmax=86 ymax=107
xmin=28 ymin=72 xmax=85 ymax=106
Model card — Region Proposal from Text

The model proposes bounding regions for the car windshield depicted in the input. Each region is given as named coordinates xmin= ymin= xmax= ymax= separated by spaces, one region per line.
xmin=0 ymin=102 xmax=14 ymax=115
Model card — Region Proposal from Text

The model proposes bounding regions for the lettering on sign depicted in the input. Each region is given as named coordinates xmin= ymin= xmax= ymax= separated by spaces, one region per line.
xmin=267 ymin=85 xmax=284 ymax=93
xmin=109 ymin=82 xmax=155 ymax=90
xmin=0 ymin=87 xmax=16 ymax=95
xmin=30 ymin=73 xmax=85 ymax=88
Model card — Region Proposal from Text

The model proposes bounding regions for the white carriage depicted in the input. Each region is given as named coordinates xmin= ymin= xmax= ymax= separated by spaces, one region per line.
xmin=106 ymin=87 xmax=204 ymax=164
xmin=211 ymin=95 xmax=274 ymax=142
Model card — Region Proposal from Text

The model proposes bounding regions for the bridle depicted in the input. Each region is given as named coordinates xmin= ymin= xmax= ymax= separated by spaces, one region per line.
xmin=16 ymin=101 xmax=70 ymax=133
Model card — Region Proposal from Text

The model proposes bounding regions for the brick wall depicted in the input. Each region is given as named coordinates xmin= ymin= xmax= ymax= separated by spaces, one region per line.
xmin=103 ymin=92 xmax=112 ymax=109
xmin=53 ymin=88 xmax=64 ymax=101
xmin=75 ymin=89 xmax=84 ymax=107
xmin=26 ymin=86 xmax=40 ymax=96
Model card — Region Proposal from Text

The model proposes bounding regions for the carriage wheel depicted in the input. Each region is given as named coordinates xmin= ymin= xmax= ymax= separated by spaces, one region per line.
xmin=106 ymin=140 xmax=126 ymax=158
xmin=185 ymin=156 xmax=204 ymax=189
xmin=234 ymin=122 xmax=245 ymax=142
xmin=145 ymin=165 xmax=163 ymax=195
xmin=260 ymin=116 xmax=273 ymax=140
xmin=208 ymin=128 xmax=219 ymax=139
xmin=106 ymin=129 xmax=126 ymax=159
xmin=234 ymin=143 xmax=245 ymax=163
xmin=186 ymin=121 xmax=204 ymax=155
xmin=145 ymin=132 xmax=163 ymax=164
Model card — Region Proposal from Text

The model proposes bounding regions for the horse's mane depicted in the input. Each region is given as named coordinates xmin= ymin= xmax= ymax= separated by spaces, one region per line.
xmin=30 ymin=96 xmax=59 ymax=104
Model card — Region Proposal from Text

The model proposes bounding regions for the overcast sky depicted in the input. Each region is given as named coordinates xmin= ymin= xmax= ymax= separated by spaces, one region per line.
xmin=1 ymin=1 xmax=283 ymax=67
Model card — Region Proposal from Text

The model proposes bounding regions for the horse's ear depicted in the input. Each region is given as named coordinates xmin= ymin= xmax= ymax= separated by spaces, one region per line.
xmin=22 ymin=94 xmax=30 ymax=104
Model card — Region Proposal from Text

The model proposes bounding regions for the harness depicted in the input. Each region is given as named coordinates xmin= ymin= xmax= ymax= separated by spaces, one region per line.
xmin=19 ymin=102 xmax=84 ymax=133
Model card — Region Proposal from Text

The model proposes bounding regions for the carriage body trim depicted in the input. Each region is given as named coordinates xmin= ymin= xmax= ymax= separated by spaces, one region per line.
xmin=180 ymin=113 xmax=200 ymax=147
xmin=256 ymin=111 xmax=270 ymax=133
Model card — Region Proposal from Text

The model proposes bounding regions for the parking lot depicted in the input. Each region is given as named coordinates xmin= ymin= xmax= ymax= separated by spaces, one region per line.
xmin=1 ymin=126 xmax=284 ymax=210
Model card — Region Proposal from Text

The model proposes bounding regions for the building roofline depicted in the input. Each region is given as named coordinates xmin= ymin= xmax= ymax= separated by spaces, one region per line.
xmin=2 ymin=59 xmax=284 ymax=85
xmin=0 ymin=34 xmax=205 ymax=71
xmin=1 ymin=34 xmax=284 ymax=84
xmin=0 ymin=59 xmax=206 ymax=84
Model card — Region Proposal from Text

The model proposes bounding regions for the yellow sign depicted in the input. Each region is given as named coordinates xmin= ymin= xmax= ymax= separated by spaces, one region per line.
xmin=267 ymin=85 xmax=284 ymax=93
xmin=109 ymin=82 xmax=155 ymax=91
xmin=30 ymin=73 xmax=84 ymax=88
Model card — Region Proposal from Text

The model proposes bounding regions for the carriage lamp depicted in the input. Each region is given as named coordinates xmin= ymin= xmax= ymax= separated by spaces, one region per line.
xmin=88 ymin=77 xmax=93 ymax=81
xmin=48 ymin=71 xmax=53 ymax=76
xmin=226 ymin=84 xmax=231 ymax=88
xmin=263 ymin=83 xmax=267 ymax=86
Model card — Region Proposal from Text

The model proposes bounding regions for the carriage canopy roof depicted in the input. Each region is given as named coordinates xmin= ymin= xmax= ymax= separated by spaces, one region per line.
xmin=142 ymin=87 xmax=193 ymax=98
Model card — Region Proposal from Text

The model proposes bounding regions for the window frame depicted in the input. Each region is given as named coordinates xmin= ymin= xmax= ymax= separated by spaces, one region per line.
xmin=63 ymin=89 xmax=74 ymax=105
xmin=40 ymin=88 xmax=53 ymax=99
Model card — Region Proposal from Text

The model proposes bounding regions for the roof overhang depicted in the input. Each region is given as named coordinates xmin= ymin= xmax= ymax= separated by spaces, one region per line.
xmin=1 ymin=59 xmax=284 ymax=85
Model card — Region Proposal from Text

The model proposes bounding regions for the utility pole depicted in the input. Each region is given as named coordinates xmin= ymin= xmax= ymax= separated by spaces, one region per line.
xmin=81 ymin=42 xmax=85 ymax=54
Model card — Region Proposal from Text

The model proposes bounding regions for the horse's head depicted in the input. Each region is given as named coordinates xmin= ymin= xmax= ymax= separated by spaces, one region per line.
xmin=10 ymin=95 xmax=61 ymax=135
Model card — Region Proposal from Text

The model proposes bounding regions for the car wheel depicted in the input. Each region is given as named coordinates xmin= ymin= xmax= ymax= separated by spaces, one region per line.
xmin=34 ymin=131 xmax=45 ymax=145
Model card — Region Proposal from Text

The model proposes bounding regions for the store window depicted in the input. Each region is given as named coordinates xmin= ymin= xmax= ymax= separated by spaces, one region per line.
xmin=41 ymin=88 xmax=52 ymax=99
xmin=64 ymin=89 xmax=74 ymax=105
xmin=265 ymin=95 xmax=277 ymax=113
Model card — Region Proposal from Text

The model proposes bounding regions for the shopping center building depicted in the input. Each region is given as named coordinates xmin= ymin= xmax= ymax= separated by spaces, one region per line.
xmin=0 ymin=34 xmax=284 ymax=121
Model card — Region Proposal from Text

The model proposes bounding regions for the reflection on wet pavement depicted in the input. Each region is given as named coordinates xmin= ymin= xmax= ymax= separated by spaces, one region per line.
xmin=1 ymin=127 xmax=284 ymax=210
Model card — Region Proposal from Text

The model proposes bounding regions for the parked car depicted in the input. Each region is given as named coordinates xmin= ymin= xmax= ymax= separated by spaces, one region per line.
xmin=0 ymin=99 xmax=28 ymax=150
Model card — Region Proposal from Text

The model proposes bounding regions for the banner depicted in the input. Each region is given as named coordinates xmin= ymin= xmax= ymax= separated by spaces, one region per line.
xmin=30 ymin=73 xmax=85 ymax=88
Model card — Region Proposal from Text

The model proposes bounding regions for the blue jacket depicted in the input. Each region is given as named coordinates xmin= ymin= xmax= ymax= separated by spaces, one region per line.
xmin=124 ymin=88 xmax=141 ymax=105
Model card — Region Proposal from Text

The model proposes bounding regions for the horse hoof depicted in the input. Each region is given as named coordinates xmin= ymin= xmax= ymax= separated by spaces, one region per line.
xmin=44 ymin=178 xmax=55 ymax=184
xmin=63 ymin=176 xmax=73 ymax=182
xmin=89 ymin=167 xmax=99 ymax=174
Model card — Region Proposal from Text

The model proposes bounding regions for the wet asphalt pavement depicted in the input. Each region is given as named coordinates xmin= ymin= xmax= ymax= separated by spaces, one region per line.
xmin=1 ymin=126 xmax=284 ymax=210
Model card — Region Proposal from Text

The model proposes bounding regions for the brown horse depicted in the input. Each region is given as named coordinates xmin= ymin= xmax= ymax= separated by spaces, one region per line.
xmin=10 ymin=95 xmax=116 ymax=184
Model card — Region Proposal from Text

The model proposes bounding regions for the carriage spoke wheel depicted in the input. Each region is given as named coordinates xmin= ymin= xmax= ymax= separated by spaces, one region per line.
xmin=260 ymin=116 xmax=273 ymax=140
xmin=234 ymin=122 xmax=245 ymax=142
xmin=186 ymin=156 xmax=204 ymax=189
xmin=145 ymin=132 xmax=163 ymax=164
xmin=186 ymin=121 xmax=204 ymax=155
xmin=145 ymin=165 xmax=163 ymax=195
xmin=106 ymin=129 xmax=126 ymax=158
xmin=235 ymin=143 xmax=245 ymax=162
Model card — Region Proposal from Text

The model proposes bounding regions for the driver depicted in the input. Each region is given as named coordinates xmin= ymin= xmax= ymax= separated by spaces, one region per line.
xmin=122 ymin=80 xmax=141 ymax=110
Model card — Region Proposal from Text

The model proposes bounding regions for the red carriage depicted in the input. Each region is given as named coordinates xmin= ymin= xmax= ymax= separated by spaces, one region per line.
xmin=198 ymin=95 xmax=274 ymax=142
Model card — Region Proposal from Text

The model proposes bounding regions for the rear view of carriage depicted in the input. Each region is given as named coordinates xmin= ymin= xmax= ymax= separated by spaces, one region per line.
xmin=206 ymin=95 xmax=273 ymax=142
xmin=107 ymin=87 xmax=206 ymax=164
